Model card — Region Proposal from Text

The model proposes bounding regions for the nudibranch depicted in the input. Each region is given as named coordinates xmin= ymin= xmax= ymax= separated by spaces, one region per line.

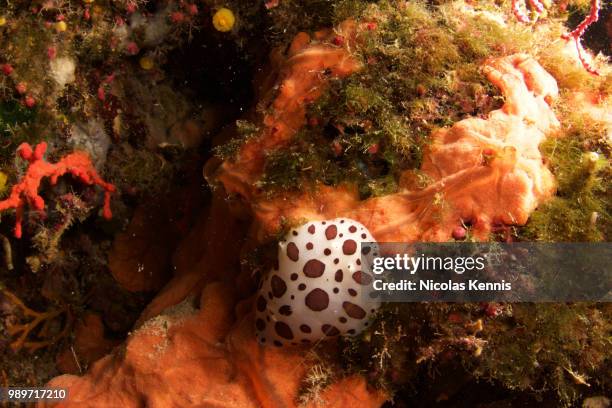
xmin=255 ymin=218 xmax=380 ymax=347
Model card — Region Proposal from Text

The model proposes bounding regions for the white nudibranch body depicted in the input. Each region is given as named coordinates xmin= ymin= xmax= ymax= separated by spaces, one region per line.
xmin=255 ymin=218 xmax=380 ymax=347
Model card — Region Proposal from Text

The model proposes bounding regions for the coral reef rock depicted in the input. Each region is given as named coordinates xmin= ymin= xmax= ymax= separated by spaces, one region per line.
xmin=217 ymin=20 xmax=363 ymax=198
xmin=241 ymin=54 xmax=560 ymax=242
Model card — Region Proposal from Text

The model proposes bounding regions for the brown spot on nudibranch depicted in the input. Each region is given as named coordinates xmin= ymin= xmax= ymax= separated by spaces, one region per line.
xmin=325 ymin=225 xmax=337 ymax=240
xmin=271 ymin=275 xmax=287 ymax=297
xmin=321 ymin=324 xmax=340 ymax=336
xmin=305 ymin=288 xmax=329 ymax=311
xmin=275 ymin=322 xmax=294 ymax=340
xmin=308 ymin=224 xmax=316 ymax=234
xmin=287 ymin=242 xmax=299 ymax=261
xmin=256 ymin=296 xmax=267 ymax=312
xmin=303 ymin=259 xmax=325 ymax=278
xmin=343 ymin=239 xmax=357 ymax=255
xmin=256 ymin=318 xmax=266 ymax=331
xmin=343 ymin=301 xmax=366 ymax=319
xmin=279 ymin=305 xmax=292 ymax=316
xmin=352 ymin=271 xmax=373 ymax=285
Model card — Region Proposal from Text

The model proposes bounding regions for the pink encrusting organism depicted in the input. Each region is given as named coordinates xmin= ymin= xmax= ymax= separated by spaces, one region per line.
xmin=512 ymin=0 xmax=602 ymax=74
xmin=0 ymin=142 xmax=116 ymax=238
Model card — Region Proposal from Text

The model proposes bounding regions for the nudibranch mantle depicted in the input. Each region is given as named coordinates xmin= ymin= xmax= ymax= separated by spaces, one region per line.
xmin=255 ymin=218 xmax=380 ymax=347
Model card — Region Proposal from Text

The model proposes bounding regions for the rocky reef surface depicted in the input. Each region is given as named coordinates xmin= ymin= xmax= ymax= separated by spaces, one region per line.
xmin=0 ymin=0 xmax=610 ymax=407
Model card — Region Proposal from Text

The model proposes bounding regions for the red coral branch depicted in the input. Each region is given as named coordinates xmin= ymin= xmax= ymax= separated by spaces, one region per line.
xmin=0 ymin=142 xmax=116 ymax=238
xmin=527 ymin=0 xmax=544 ymax=13
xmin=512 ymin=0 xmax=531 ymax=23
xmin=572 ymin=36 xmax=600 ymax=75
xmin=561 ymin=0 xmax=601 ymax=76
xmin=562 ymin=0 xmax=601 ymax=40
xmin=512 ymin=0 xmax=601 ymax=75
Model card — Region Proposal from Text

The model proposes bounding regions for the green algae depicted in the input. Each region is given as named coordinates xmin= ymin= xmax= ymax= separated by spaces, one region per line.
xmin=337 ymin=301 xmax=610 ymax=406
xmin=471 ymin=303 xmax=611 ymax=406
xmin=256 ymin=0 xmax=543 ymax=198
xmin=213 ymin=119 xmax=260 ymax=161
xmin=519 ymin=98 xmax=611 ymax=242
